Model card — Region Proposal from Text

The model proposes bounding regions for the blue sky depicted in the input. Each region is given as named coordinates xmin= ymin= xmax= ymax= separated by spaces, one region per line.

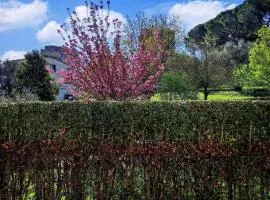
xmin=0 ymin=0 xmax=244 ymax=60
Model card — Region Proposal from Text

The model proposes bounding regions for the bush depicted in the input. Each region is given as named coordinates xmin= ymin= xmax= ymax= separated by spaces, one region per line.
xmin=0 ymin=101 xmax=269 ymax=143
xmin=242 ymin=87 xmax=270 ymax=97
xmin=158 ymin=72 xmax=198 ymax=100
xmin=0 ymin=101 xmax=269 ymax=199
xmin=16 ymin=50 xmax=56 ymax=101
xmin=233 ymin=85 xmax=242 ymax=92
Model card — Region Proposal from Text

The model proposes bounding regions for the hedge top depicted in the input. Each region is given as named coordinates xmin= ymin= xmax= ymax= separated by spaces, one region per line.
xmin=0 ymin=101 xmax=269 ymax=144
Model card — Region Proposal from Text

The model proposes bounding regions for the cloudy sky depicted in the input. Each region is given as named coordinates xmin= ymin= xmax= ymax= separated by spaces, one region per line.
xmin=0 ymin=0 xmax=243 ymax=61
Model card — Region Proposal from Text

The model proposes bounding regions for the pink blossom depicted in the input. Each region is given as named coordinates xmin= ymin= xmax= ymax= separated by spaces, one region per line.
xmin=45 ymin=65 xmax=54 ymax=74
xmin=58 ymin=1 xmax=166 ymax=101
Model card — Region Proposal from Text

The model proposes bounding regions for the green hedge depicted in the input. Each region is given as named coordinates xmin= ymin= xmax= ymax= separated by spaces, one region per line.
xmin=1 ymin=101 xmax=270 ymax=199
xmin=0 ymin=101 xmax=269 ymax=143
xmin=242 ymin=87 xmax=270 ymax=97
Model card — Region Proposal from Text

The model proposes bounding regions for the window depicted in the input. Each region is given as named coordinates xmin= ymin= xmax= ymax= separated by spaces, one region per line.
xmin=50 ymin=64 xmax=56 ymax=72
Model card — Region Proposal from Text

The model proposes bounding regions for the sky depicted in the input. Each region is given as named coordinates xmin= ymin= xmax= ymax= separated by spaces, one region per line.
xmin=0 ymin=0 xmax=244 ymax=61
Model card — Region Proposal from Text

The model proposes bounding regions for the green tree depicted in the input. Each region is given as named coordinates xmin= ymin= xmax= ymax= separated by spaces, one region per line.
xmin=16 ymin=50 xmax=56 ymax=101
xmin=165 ymin=53 xmax=201 ymax=89
xmin=235 ymin=26 xmax=270 ymax=87
xmin=0 ymin=60 xmax=18 ymax=97
xmin=165 ymin=46 xmax=232 ymax=101
xmin=124 ymin=12 xmax=184 ymax=52
xmin=188 ymin=0 xmax=270 ymax=46
xmin=158 ymin=72 xmax=197 ymax=100
xmin=187 ymin=42 xmax=229 ymax=100
xmin=234 ymin=64 xmax=255 ymax=87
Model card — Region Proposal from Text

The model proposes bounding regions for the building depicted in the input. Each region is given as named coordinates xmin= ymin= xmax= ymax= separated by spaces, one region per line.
xmin=7 ymin=45 xmax=72 ymax=101
xmin=41 ymin=46 xmax=72 ymax=101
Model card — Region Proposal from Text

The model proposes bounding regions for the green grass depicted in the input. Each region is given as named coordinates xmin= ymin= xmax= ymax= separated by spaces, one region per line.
xmin=151 ymin=93 xmax=162 ymax=101
xmin=198 ymin=91 xmax=252 ymax=101
xmin=152 ymin=91 xmax=252 ymax=101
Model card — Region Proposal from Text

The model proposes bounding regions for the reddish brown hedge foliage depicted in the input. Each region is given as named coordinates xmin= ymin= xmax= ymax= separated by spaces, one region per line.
xmin=1 ymin=138 xmax=269 ymax=199
xmin=0 ymin=101 xmax=269 ymax=199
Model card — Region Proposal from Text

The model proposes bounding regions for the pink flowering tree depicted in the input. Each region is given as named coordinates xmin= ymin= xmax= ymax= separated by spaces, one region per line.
xmin=58 ymin=1 xmax=165 ymax=101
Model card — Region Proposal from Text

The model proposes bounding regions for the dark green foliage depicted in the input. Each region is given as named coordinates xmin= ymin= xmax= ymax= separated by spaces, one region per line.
xmin=0 ymin=61 xmax=18 ymax=97
xmin=0 ymin=101 xmax=269 ymax=143
xmin=165 ymin=53 xmax=197 ymax=75
xmin=158 ymin=72 xmax=188 ymax=93
xmin=242 ymin=87 xmax=270 ymax=97
xmin=165 ymin=53 xmax=202 ymax=90
xmin=188 ymin=0 xmax=270 ymax=46
xmin=158 ymin=72 xmax=198 ymax=100
xmin=187 ymin=44 xmax=232 ymax=100
xmin=16 ymin=50 xmax=56 ymax=101
xmin=0 ymin=101 xmax=269 ymax=199
xmin=187 ymin=24 xmax=206 ymax=44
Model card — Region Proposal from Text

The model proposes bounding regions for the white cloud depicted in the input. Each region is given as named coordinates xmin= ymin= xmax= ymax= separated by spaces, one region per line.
xmin=0 ymin=0 xmax=48 ymax=32
xmin=36 ymin=21 xmax=62 ymax=45
xmin=168 ymin=0 xmax=238 ymax=31
xmin=144 ymin=3 xmax=175 ymax=16
xmin=37 ymin=5 xmax=126 ymax=44
xmin=1 ymin=50 xmax=26 ymax=61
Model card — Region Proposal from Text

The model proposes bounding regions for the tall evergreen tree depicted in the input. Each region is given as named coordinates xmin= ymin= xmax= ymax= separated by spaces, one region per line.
xmin=16 ymin=50 xmax=56 ymax=101
xmin=0 ymin=60 xmax=18 ymax=97
xmin=187 ymin=0 xmax=270 ymax=46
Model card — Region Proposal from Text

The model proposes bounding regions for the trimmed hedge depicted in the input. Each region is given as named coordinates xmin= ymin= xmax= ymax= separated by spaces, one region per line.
xmin=0 ymin=101 xmax=269 ymax=143
xmin=1 ymin=101 xmax=270 ymax=199
xmin=242 ymin=87 xmax=270 ymax=97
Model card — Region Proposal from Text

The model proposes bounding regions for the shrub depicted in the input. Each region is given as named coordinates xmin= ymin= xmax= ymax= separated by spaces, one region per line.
xmin=242 ymin=87 xmax=270 ymax=97
xmin=16 ymin=51 xmax=56 ymax=101
xmin=0 ymin=101 xmax=269 ymax=143
xmin=157 ymin=72 xmax=198 ymax=100
xmin=0 ymin=101 xmax=269 ymax=199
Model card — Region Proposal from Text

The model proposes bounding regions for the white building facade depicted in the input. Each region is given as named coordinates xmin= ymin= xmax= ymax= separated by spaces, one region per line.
xmin=9 ymin=46 xmax=72 ymax=101
xmin=41 ymin=46 xmax=72 ymax=101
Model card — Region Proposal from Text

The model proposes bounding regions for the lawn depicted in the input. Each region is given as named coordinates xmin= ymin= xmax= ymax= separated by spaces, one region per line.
xmin=198 ymin=91 xmax=252 ymax=101
xmin=152 ymin=91 xmax=252 ymax=101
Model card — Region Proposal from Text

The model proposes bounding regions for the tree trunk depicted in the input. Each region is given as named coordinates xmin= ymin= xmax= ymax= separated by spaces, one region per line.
xmin=203 ymin=86 xmax=209 ymax=100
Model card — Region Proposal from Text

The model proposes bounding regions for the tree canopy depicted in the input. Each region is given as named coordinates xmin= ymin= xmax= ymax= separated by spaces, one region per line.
xmin=187 ymin=0 xmax=270 ymax=46
xmin=235 ymin=26 xmax=270 ymax=87
xmin=0 ymin=61 xmax=18 ymax=97
xmin=124 ymin=12 xmax=183 ymax=52
xmin=16 ymin=50 xmax=56 ymax=101
xmin=58 ymin=1 xmax=166 ymax=101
